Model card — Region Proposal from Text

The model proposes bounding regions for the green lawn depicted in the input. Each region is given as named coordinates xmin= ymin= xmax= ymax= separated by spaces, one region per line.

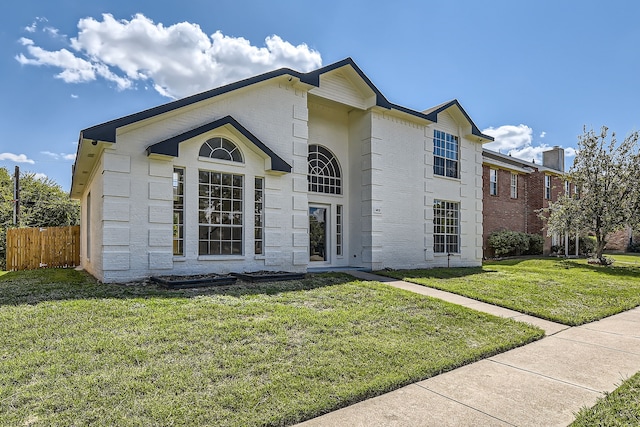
xmin=379 ymin=254 xmax=640 ymax=326
xmin=0 ymin=269 xmax=542 ymax=427
xmin=571 ymin=371 xmax=640 ymax=426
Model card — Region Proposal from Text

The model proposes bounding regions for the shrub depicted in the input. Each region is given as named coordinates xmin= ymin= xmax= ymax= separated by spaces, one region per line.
xmin=0 ymin=227 xmax=6 ymax=271
xmin=580 ymin=235 xmax=597 ymax=256
xmin=488 ymin=230 xmax=532 ymax=257
xmin=525 ymin=234 xmax=544 ymax=255
xmin=628 ymin=241 xmax=640 ymax=253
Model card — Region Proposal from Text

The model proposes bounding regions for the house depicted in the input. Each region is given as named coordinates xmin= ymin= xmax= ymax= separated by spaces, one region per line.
xmin=482 ymin=146 xmax=576 ymax=257
xmin=606 ymin=227 xmax=639 ymax=251
xmin=70 ymin=58 xmax=493 ymax=283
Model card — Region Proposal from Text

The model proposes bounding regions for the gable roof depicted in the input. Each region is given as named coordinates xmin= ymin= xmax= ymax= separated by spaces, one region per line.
xmin=78 ymin=58 xmax=491 ymax=144
xmin=147 ymin=115 xmax=291 ymax=173
xmin=72 ymin=57 xmax=494 ymax=197
xmin=422 ymin=99 xmax=494 ymax=142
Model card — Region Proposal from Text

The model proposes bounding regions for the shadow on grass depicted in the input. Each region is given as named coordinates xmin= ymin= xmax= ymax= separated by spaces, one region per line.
xmin=484 ymin=256 xmax=640 ymax=278
xmin=560 ymin=259 xmax=640 ymax=278
xmin=0 ymin=269 xmax=351 ymax=307
xmin=377 ymin=266 xmax=493 ymax=281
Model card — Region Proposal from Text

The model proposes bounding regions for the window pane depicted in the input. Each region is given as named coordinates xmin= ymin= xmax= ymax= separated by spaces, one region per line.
xmin=308 ymin=144 xmax=342 ymax=194
xmin=199 ymin=170 xmax=244 ymax=255
xmin=433 ymin=199 xmax=460 ymax=253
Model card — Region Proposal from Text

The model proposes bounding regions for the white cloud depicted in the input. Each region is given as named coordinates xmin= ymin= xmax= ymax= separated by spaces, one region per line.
xmin=16 ymin=44 xmax=99 ymax=85
xmin=41 ymin=151 xmax=59 ymax=159
xmin=483 ymin=124 xmax=534 ymax=152
xmin=25 ymin=17 xmax=47 ymax=33
xmin=483 ymin=124 xmax=575 ymax=164
xmin=0 ymin=153 xmax=35 ymax=164
xmin=41 ymin=151 xmax=76 ymax=161
xmin=71 ymin=94 xmax=78 ymax=99
xmin=33 ymin=173 xmax=48 ymax=181
xmin=17 ymin=13 xmax=322 ymax=98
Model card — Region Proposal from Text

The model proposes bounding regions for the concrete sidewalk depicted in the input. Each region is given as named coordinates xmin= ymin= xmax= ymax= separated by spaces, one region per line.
xmin=296 ymin=271 xmax=640 ymax=427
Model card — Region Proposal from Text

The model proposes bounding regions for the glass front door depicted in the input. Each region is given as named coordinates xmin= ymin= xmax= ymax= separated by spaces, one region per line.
xmin=309 ymin=206 xmax=327 ymax=262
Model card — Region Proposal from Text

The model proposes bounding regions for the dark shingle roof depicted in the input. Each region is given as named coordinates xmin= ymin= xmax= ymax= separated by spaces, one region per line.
xmin=79 ymin=58 xmax=492 ymax=142
xmin=146 ymin=115 xmax=291 ymax=173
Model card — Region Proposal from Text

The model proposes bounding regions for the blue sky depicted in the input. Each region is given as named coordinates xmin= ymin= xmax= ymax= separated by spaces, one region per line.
xmin=2 ymin=1 xmax=639 ymax=191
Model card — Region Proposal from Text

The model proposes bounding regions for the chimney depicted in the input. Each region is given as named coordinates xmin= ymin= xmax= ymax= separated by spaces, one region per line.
xmin=543 ymin=146 xmax=564 ymax=172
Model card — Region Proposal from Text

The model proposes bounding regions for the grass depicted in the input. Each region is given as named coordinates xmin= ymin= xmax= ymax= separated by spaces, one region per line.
xmin=379 ymin=254 xmax=640 ymax=326
xmin=0 ymin=269 xmax=543 ymax=427
xmin=571 ymin=371 xmax=640 ymax=426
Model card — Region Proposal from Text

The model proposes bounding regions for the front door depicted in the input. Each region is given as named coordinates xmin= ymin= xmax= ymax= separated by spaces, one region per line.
xmin=309 ymin=205 xmax=328 ymax=263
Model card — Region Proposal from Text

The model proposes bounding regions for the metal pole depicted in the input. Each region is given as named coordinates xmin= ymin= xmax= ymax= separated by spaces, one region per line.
xmin=13 ymin=165 xmax=19 ymax=225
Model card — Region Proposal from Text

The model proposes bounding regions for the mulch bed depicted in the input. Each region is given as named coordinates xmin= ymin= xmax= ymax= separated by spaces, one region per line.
xmin=150 ymin=274 xmax=237 ymax=289
xmin=149 ymin=271 xmax=306 ymax=288
xmin=232 ymin=271 xmax=306 ymax=282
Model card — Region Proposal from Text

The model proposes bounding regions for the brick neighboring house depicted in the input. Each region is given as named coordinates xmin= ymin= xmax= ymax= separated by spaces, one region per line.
xmin=482 ymin=146 xmax=576 ymax=258
xmin=606 ymin=227 xmax=639 ymax=251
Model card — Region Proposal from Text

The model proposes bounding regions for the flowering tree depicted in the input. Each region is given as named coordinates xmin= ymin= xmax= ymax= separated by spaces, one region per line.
xmin=543 ymin=126 xmax=640 ymax=262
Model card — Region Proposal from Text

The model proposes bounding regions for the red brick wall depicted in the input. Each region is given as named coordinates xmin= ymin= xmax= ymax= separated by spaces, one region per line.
xmin=483 ymin=165 xmax=570 ymax=257
xmin=527 ymin=171 xmax=545 ymax=235
xmin=483 ymin=165 xmax=528 ymax=257
xmin=606 ymin=228 xmax=640 ymax=251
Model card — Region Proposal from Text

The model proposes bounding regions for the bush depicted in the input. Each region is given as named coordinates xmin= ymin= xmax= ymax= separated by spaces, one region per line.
xmin=488 ymin=230 xmax=542 ymax=257
xmin=525 ymin=234 xmax=544 ymax=255
xmin=0 ymin=227 xmax=5 ymax=271
xmin=628 ymin=241 xmax=640 ymax=253
xmin=580 ymin=235 xmax=597 ymax=256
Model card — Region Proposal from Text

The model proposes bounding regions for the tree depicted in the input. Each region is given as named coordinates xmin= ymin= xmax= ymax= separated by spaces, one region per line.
xmin=0 ymin=168 xmax=80 ymax=269
xmin=543 ymin=126 xmax=640 ymax=262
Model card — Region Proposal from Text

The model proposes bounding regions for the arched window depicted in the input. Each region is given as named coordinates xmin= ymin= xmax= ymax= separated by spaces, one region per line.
xmin=200 ymin=137 xmax=243 ymax=163
xmin=308 ymin=144 xmax=342 ymax=194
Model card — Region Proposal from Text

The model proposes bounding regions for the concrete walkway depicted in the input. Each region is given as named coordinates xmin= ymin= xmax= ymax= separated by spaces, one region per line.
xmin=297 ymin=271 xmax=640 ymax=427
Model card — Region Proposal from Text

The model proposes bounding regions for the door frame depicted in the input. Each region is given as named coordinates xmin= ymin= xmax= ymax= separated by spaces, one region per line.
xmin=309 ymin=203 xmax=331 ymax=265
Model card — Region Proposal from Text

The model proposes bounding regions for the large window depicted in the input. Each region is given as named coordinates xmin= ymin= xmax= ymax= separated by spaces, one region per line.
xmin=433 ymin=200 xmax=460 ymax=253
xmin=254 ymin=177 xmax=264 ymax=255
xmin=308 ymin=144 xmax=342 ymax=194
xmin=198 ymin=171 xmax=243 ymax=255
xmin=489 ymin=169 xmax=498 ymax=195
xmin=200 ymin=137 xmax=243 ymax=163
xmin=510 ymin=173 xmax=518 ymax=199
xmin=173 ymin=168 xmax=185 ymax=255
xmin=433 ymin=130 xmax=459 ymax=178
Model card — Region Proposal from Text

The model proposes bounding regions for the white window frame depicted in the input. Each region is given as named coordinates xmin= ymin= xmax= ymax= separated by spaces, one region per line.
xmin=254 ymin=177 xmax=264 ymax=255
xmin=545 ymin=175 xmax=551 ymax=200
xmin=198 ymin=170 xmax=244 ymax=256
xmin=433 ymin=130 xmax=459 ymax=179
xmin=433 ymin=200 xmax=460 ymax=254
xmin=510 ymin=173 xmax=518 ymax=199
xmin=489 ymin=169 xmax=498 ymax=195
xmin=308 ymin=144 xmax=342 ymax=195
xmin=199 ymin=137 xmax=244 ymax=163
xmin=173 ymin=167 xmax=185 ymax=256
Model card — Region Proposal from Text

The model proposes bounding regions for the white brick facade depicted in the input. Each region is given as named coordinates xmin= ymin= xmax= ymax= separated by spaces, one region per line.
xmin=71 ymin=59 xmax=492 ymax=282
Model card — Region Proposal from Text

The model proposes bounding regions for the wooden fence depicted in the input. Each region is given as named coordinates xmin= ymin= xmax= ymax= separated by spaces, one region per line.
xmin=6 ymin=226 xmax=80 ymax=271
